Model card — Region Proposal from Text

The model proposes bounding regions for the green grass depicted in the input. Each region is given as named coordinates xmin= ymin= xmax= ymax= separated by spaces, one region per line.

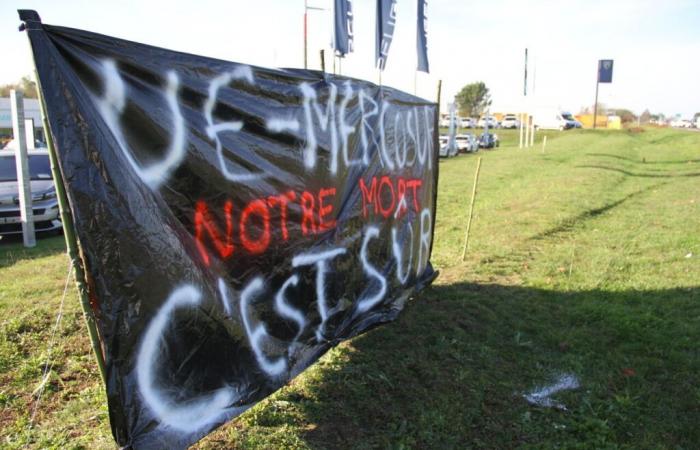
xmin=1 ymin=127 xmax=699 ymax=448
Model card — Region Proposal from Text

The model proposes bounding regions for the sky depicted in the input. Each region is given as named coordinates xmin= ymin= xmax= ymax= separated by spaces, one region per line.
xmin=2 ymin=0 xmax=699 ymax=118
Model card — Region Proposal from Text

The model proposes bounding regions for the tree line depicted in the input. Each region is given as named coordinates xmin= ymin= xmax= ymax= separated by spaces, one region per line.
xmin=0 ymin=76 xmax=38 ymax=98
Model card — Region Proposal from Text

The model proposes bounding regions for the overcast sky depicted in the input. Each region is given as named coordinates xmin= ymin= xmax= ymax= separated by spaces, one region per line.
xmin=2 ymin=0 xmax=699 ymax=117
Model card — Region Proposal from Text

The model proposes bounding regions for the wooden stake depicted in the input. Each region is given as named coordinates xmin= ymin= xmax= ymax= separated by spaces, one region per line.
xmin=568 ymin=242 xmax=576 ymax=277
xmin=462 ymin=157 xmax=482 ymax=261
xmin=427 ymin=79 xmax=442 ymax=259
xmin=542 ymin=135 xmax=547 ymax=153
xmin=33 ymin=70 xmax=107 ymax=383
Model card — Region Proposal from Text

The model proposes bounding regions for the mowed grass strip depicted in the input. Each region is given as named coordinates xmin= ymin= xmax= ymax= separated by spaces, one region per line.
xmin=1 ymin=127 xmax=698 ymax=448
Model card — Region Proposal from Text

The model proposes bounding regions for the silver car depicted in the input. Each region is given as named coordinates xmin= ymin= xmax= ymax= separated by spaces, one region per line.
xmin=0 ymin=149 xmax=62 ymax=236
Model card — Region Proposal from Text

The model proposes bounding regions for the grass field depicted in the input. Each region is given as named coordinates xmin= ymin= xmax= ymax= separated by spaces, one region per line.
xmin=1 ymin=127 xmax=699 ymax=448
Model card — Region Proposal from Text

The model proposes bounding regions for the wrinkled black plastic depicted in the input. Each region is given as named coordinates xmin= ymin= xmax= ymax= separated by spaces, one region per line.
xmin=21 ymin=10 xmax=438 ymax=449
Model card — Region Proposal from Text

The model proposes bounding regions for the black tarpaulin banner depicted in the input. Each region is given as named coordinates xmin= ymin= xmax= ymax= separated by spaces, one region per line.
xmin=20 ymin=10 xmax=438 ymax=449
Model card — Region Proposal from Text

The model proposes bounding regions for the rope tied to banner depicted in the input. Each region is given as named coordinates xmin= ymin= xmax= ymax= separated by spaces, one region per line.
xmin=28 ymin=257 xmax=75 ymax=428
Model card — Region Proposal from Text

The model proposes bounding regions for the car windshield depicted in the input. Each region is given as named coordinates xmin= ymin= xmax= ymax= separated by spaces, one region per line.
xmin=562 ymin=113 xmax=574 ymax=120
xmin=0 ymin=154 xmax=53 ymax=182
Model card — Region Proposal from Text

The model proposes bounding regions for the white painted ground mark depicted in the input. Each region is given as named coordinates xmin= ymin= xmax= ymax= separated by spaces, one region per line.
xmin=523 ymin=374 xmax=581 ymax=410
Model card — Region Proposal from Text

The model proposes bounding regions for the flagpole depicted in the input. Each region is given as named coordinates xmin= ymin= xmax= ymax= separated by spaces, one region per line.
xmin=593 ymin=62 xmax=600 ymax=129
xmin=303 ymin=1 xmax=326 ymax=70
xmin=303 ymin=0 xmax=308 ymax=69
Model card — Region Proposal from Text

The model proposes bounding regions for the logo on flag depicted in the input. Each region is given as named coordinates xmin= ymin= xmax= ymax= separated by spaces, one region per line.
xmin=598 ymin=59 xmax=614 ymax=83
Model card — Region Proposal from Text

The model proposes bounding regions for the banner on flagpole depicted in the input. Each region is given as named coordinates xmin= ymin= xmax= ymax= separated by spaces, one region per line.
xmin=376 ymin=0 xmax=398 ymax=70
xmin=416 ymin=0 xmax=429 ymax=73
xmin=333 ymin=0 xmax=354 ymax=56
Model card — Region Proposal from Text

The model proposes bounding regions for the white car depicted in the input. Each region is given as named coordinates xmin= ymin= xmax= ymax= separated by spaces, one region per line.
xmin=501 ymin=115 xmax=520 ymax=129
xmin=0 ymin=149 xmax=62 ymax=236
xmin=460 ymin=118 xmax=476 ymax=128
xmin=440 ymin=116 xmax=461 ymax=128
xmin=671 ymin=119 xmax=693 ymax=128
xmin=439 ymin=136 xmax=459 ymax=158
xmin=455 ymin=134 xmax=479 ymax=153
xmin=477 ymin=116 xmax=499 ymax=128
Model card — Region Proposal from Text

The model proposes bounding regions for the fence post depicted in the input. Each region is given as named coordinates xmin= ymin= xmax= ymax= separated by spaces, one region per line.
xmin=10 ymin=90 xmax=36 ymax=248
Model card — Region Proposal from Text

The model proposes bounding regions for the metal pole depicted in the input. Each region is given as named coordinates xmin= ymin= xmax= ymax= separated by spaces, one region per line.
xmin=593 ymin=78 xmax=600 ymax=129
xmin=10 ymin=90 xmax=36 ymax=247
xmin=524 ymin=48 xmax=528 ymax=96
xmin=303 ymin=0 xmax=308 ymax=69
xmin=25 ymin=118 xmax=36 ymax=149
xmin=33 ymin=74 xmax=107 ymax=384
xmin=320 ymin=49 xmax=325 ymax=72
xmin=593 ymin=60 xmax=601 ymax=129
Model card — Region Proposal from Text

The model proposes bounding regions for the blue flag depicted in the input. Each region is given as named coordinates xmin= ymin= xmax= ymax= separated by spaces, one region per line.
xmin=598 ymin=59 xmax=613 ymax=83
xmin=376 ymin=0 xmax=397 ymax=71
xmin=416 ymin=0 xmax=429 ymax=72
xmin=333 ymin=0 xmax=353 ymax=57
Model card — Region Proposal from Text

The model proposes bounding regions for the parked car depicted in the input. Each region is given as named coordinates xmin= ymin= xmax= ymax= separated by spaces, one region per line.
xmin=477 ymin=116 xmax=499 ymax=128
xmin=439 ymin=115 xmax=462 ymax=128
xmin=561 ymin=112 xmax=582 ymax=128
xmin=455 ymin=133 xmax=479 ymax=153
xmin=2 ymin=138 xmax=47 ymax=150
xmin=0 ymin=149 xmax=62 ymax=236
xmin=671 ymin=119 xmax=694 ymax=128
xmin=478 ymin=132 xmax=500 ymax=149
xmin=460 ymin=118 xmax=476 ymax=128
xmin=501 ymin=114 xmax=520 ymax=129
xmin=439 ymin=136 xmax=458 ymax=158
